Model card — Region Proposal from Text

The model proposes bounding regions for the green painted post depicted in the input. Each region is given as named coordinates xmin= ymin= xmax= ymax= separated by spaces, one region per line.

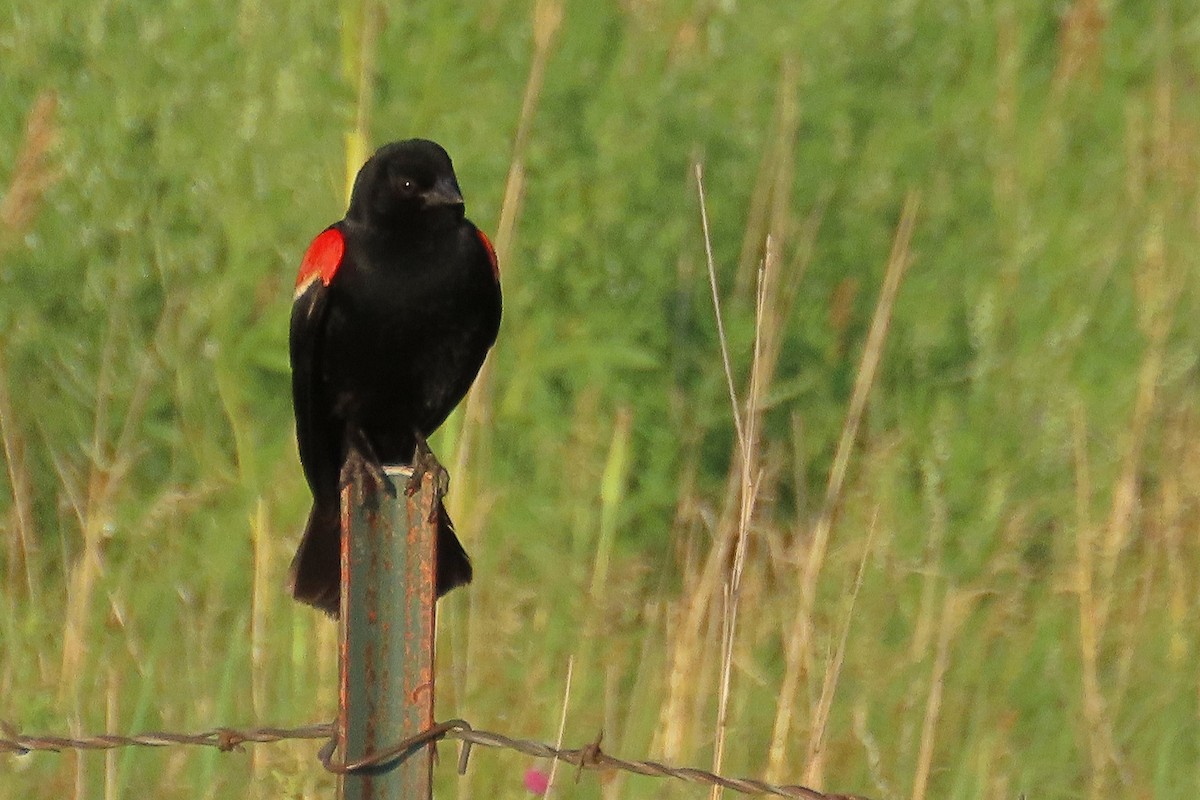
xmin=338 ymin=465 xmax=437 ymax=800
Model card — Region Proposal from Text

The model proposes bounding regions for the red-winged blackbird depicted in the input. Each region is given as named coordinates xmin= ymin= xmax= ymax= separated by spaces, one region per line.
xmin=288 ymin=139 xmax=501 ymax=615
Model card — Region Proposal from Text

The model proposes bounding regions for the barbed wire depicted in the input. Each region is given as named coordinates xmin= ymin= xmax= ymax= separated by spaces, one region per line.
xmin=0 ymin=720 xmax=333 ymax=754
xmin=2 ymin=717 xmax=873 ymax=799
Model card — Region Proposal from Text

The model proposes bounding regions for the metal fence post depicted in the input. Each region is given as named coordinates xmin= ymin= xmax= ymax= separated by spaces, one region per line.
xmin=337 ymin=465 xmax=437 ymax=800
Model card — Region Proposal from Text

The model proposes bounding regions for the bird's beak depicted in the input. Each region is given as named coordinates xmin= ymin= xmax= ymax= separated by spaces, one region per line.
xmin=424 ymin=177 xmax=465 ymax=209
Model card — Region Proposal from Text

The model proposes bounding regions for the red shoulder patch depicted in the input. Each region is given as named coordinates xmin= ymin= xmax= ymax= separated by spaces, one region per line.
xmin=476 ymin=229 xmax=499 ymax=281
xmin=295 ymin=227 xmax=345 ymax=296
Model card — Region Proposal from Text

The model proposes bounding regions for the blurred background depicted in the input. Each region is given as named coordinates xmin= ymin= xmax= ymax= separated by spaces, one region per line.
xmin=3 ymin=1 xmax=1199 ymax=798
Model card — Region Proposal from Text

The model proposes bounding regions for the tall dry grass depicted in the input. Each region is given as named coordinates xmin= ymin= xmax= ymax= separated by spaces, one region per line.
xmin=4 ymin=4 xmax=1200 ymax=800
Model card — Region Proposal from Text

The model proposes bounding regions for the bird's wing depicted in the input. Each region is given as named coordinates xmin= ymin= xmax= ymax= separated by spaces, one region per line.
xmin=474 ymin=227 xmax=502 ymax=347
xmin=290 ymin=226 xmax=347 ymax=499
xmin=476 ymin=228 xmax=499 ymax=282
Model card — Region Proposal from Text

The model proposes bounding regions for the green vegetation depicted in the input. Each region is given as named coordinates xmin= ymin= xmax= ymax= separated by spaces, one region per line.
xmin=3 ymin=1 xmax=1199 ymax=798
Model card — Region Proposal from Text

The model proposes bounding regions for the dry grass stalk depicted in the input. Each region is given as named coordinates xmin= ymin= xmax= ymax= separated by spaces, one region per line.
xmin=852 ymin=700 xmax=892 ymax=799
xmin=910 ymin=589 xmax=964 ymax=800
xmin=448 ymin=0 xmax=559 ymax=516
xmin=249 ymin=499 xmax=271 ymax=790
xmin=698 ymin=163 xmax=746 ymax=453
xmin=653 ymin=595 xmax=702 ymax=762
xmin=802 ymin=509 xmax=876 ymax=787
xmin=710 ymin=246 xmax=773 ymax=799
xmin=654 ymin=165 xmax=721 ymax=763
xmin=342 ymin=0 xmax=381 ymax=203
xmin=71 ymin=716 xmax=85 ymax=800
xmin=803 ymin=191 xmax=919 ymax=604
xmin=1159 ymin=409 xmax=1194 ymax=665
xmin=1099 ymin=329 xmax=1167 ymax=589
xmin=654 ymin=165 xmax=720 ymax=764
xmin=0 ymin=353 xmax=39 ymax=605
xmin=656 ymin=163 xmax=786 ymax=768
xmin=909 ymin=454 xmax=948 ymax=661
xmin=734 ymin=59 xmax=799 ymax=299
xmin=657 ymin=80 xmax=811 ymax=759
xmin=453 ymin=10 xmax=561 ymax=793
xmin=317 ymin=616 xmax=338 ymax=711
xmin=541 ymin=655 xmax=575 ymax=798
xmin=0 ymin=90 xmax=58 ymax=241
xmin=104 ymin=667 xmax=117 ymax=800
xmin=705 ymin=60 xmax=816 ymax=559
xmin=58 ymin=287 xmax=183 ymax=701
xmin=0 ymin=94 xmax=58 ymax=610
xmin=1053 ymin=0 xmax=1106 ymax=89
xmin=1071 ymin=404 xmax=1113 ymax=799
xmin=769 ymin=193 xmax=918 ymax=775
xmin=716 ymin=66 xmax=815 ymax=536
xmin=60 ymin=307 xmax=126 ymax=701
xmin=1098 ymin=77 xmax=1181 ymax=631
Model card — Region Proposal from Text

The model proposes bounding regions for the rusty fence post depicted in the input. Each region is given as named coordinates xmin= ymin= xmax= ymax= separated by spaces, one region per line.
xmin=338 ymin=465 xmax=437 ymax=800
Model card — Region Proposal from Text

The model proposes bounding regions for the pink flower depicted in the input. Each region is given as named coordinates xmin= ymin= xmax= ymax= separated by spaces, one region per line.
xmin=524 ymin=767 xmax=550 ymax=795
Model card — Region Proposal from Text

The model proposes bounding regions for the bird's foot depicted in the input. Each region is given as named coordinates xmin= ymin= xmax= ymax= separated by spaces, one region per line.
xmin=340 ymin=430 xmax=396 ymax=500
xmin=407 ymin=432 xmax=449 ymax=523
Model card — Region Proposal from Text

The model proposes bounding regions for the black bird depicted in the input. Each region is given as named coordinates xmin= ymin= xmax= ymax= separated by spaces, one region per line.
xmin=288 ymin=139 xmax=501 ymax=615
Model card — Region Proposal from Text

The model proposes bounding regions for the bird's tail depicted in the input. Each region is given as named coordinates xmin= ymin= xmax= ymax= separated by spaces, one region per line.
xmin=289 ymin=502 xmax=341 ymax=615
xmin=435 ymin=502 xmax=473 ymax=595
xmin=289 ymin=499 xmax=472 ymax=617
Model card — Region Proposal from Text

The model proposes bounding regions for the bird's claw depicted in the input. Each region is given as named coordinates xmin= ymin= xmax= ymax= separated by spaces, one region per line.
xmin=341 ymin=432 xmax=396 ymax=500
xmin=408 ymin=433 xmax=449 ymax=523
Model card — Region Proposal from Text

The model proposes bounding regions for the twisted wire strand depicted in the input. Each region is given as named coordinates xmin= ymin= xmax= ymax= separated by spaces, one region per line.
xmin=2 ymin=719 xmax=871 ymax=800
xmin=0 ymin=722 xmax=333 ymax=754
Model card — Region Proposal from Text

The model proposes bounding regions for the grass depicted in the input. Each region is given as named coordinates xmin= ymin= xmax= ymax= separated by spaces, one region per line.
xmin=3 ymin=1 xmax=1200 ymax=799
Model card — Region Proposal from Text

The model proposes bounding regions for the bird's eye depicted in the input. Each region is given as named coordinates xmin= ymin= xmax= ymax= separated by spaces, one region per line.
xmin=392 ymin=172 xmax=418 ymax=196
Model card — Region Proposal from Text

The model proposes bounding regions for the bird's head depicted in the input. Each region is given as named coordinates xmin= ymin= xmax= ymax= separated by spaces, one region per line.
xmin=347 ymin=139 xmax=466 ymax=231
